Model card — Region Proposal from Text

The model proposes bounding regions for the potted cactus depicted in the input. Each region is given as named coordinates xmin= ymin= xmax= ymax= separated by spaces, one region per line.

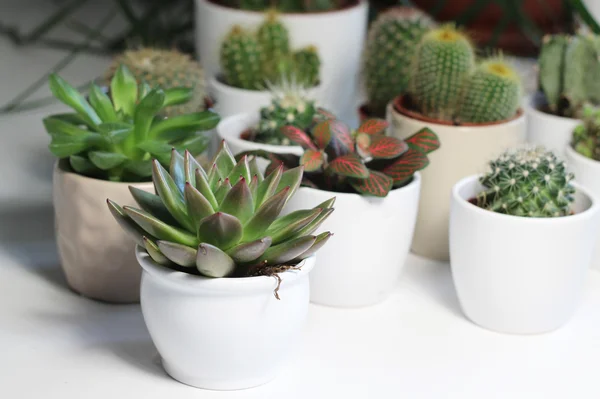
xmin=527 ymin=34 xmax=600 ymax=157
xmin=241 ymin=117 xmax=440 ymax=307
xmin=360 ymin=6 xmax=434 ymax=120
xmin=108 ymin=145 xmax=333 ymax=389
xmin=46 ymin=65 xmax=219 ymax=303
xmin=450 ymin=147 xmax=600 ymax=334
xmin=211 ymin=14 xmax=321 ymax=118
xmin=196 ymin=0 xmax=368 ymax=117
xmin=387 ymin=25 xmax=526 ymax=261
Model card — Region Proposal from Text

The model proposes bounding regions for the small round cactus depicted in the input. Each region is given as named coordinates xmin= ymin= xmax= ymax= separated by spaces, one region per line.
xmin=477 ymin=147 xmax=575 ymax=218
xmin=457 ymin=58 xmax=522 ymax=123
xmin=292 ymin=46 xmax=320 ymax=87
xmin=220 ymin=26 xmax=264 ymax=90
xmin=572 ymin=104 xmax=600 ymax=160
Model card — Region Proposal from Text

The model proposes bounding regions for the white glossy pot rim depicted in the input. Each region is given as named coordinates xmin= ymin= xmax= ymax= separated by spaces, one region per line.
xmin=453 ymin=174 xmax=599 ymax=224
xmin=196 ymin=0 xmax=366 ymax=17
xmin=210 ymin=76 xmax=321 ymax=97
xmin=566 ymin=143 xmax=600 ymax=169
xmin=54 ymin=160 xmax=153 ymax=186
xmin=136 ymin=245 xmax=314 ymax=293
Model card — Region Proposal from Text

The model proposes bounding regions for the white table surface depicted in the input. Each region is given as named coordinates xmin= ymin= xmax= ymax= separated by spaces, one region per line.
xmin=1 ymin=4 xmax=597 ymax=398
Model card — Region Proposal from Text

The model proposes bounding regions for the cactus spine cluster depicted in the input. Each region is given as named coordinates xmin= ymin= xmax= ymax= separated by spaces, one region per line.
xmin=572 ymin=105 xmax=600 ymax=160
xmin=539 ymin=33 xmax=600 ymax=117
xmin=477 ymin=147 xmax=575 ymax=218
xmin=363 ymin=7 xmax=435 ymax=117
xmin=106 ymin=48 xmax=208 ymax=117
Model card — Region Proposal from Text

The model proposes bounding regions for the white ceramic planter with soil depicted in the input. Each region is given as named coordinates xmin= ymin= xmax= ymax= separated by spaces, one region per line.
xmin=283 ymin=173 xmax=421 ymax=307
xmin=387 ymin=96 xmax=526 ymax=261
xmin=450 ymin=175 xmax=600 ymax=334
xmin=53 ymin=161 xmax=153 ymax=303
xmin=196 ymin=0 xmax=368 ymax=117
xmin=136 ymin=247 xmax=315 ymax=390
xmin=526 ymin=92 xmax=581 ymax=158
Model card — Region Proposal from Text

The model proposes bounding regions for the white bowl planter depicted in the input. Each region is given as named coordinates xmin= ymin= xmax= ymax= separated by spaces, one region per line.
xmin=387 ymin=97 xmax=526 ymax=261
xmin=283 ymin=174 xmax=421 ymax=307
xmin=196 ymin=0 xmax=368 ymax=118
xmin=526 ymin=93 xmax=581 ymax=157
xmin=136 ymin=247 xmax=315 ymax=390
xmin=53 ymin=161 xmax=153 ymax=303
xmin=450 ymin=175 xmax=600 ymax=334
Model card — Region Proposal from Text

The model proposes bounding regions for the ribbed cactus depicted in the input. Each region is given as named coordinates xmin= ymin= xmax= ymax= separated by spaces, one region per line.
xmin=363 ymin=7 xmax=434 ymax=117
xmin=458 ymin=58 xmax=522 ymax=123
xmin=572 ymin=105 xmax=600 ymax=160
xmin=477 ymin=147 xmax=575 ymax=218
xmin=220 ymin=26 xmax=264 ymax=90
xmin=293 ymin=46 xmax=320 ymax=87
xmin=409 ymin=25 xmax=475 ymax=121
xmin=257 ymin=12 xmax=290 ymax=61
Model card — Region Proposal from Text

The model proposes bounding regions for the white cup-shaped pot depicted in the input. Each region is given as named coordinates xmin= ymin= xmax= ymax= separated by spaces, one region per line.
xmin=53 ymin=161 xmax=153 ymax=303
xmin=566 ymin=145 xmax=600 ymax=272
xmin=284 ymin=174 xmax=421 ymax=307
xmin=196 ymin=0 xmax=368 ymax=117
xmin=526 ymin=93 xmax=581 ymax=158
xmin=387 ymin=97 xmax=526 ymax=261
xmin=450 ymin=175 xmax=600 ymax=334
xmin=137 ymin=247 xmax=315 ymax=390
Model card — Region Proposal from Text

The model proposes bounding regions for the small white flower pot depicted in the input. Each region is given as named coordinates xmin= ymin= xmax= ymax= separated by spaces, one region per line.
xmin=136 ymin=247 xmax=315 ymax=390
xmin=526 ymin=93 xmax=581 ymax=158
xmin=53 ymin=161 xmax=153 ymax=303
xmin=450 ymin=175 xmax=600 ymax=334
xmin=196 ymin=0 xmax=368 ymax=117
xmin=283 ymin=174 xmax=421 ymax=307
xmin=387 ymin=96 xmax=526 ymax=261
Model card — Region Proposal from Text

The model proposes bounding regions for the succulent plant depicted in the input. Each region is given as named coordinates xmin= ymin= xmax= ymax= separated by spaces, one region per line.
xmin=477 ymin=147 xmax=575 ymax=218
xmin=108 ymin=143 xmax=334 ymax=285
xmin=44 ymin=65 xmax=219 ymax=182
xmin=105 ymin=48 xmax=209 ymax=117
xmin=363 ymin=7 xmax=434 ymax=117
xmin=220 ymin=26 xmax=265 ymax=90
xmin=218 ymin=0 xmax=347 ymax=12
xmin=241 ymin=118 xmax=440 ymax=197
xmin=572 ymin=104 xmax=600 ymax=160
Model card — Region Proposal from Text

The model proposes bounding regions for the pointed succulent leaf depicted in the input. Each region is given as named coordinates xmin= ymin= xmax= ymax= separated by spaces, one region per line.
xmin=357 ymin=119 xmax=388 ymax=135
xmin=88 ymin=151 xmax=129 ymax=170
xmin=69 ymin=155 xmax=98 ymax=175
xmin=248 ymin=156 xmax=264 ymax=183
xmin=123 ymin=206 xmax=198 ymax=247
xmin=300 ymin=149 xmax=324 ymax=172
xmin=292 ymin=207 xmax=334 ymax=238
xmin=349 ymin=170 xmax=393 ymax=197
xmin=404 ymin=127 xmax=441 ymax=154
xmin=149 ymin=111 xmax=220 ymax=139
xmin=134 ymin=89 xmax=165 ymax=141
xmin=265 ymin=208 xmax=321 ymax=245
xmin=184 ymin=150 xmax=201 ymax=186
xmin=382 ymin=148 xmax=429 ymax=183
xmin=243 ymin=186 xmax=290 ymax=242
xmin=207 ymin=163 xmax=221 ymax=190
xmin=313 ymin=120 xmax=332 ymax=149
xmin=48 ymin=73 xmax=101 ymax=127
xmin=107 ymin=199 xmax=147 ymax=246
xmin=195 ymin=168 xmax=218 ymax=210
xmin=157 ymin=240 xmax=197 ymax=267
xmin=249 ymin=174 xmax=259 ymax=203
xmin=169 ymin=148 xmax=186 ymax=193
xmin=163 ymin=87 xmax=193 ymax=107
xmin=219 ymin=178 xmax=254 ymax=224
xmin=366 ymin=135 xmax=408 ymax=160
xmin=98 ymin=122 xmax=132 ymax=143
xmin=88 ymin=84 xmax=117 ymax=123
xmin=280 ymin=126 xmax=318 ymax=150
xmin=327 ymin=153 xmax=369 ymax=178
xmin=315 ymin=197 xmax=336 ymax=209
xmin=152 ymin=160 xmax=195 ymax=232
xmin=227 ymin=155 xmax=251 ymax=186
xmin=139 ymin=82 xmax=152 ymax=98
xmin=325 ymin=119 xmax=354 ymax=156
xmin=259 ymin=235 xmax=317 ymax=265
xmin=211 ymin=140 xmax=236 ymax=179
xmin=197 ymin=212 xmax=243 ymax=250
xmin=255 ymin=164 xmax=283 ymax=208
xmin=137 ymin=140 xmax=172 ymax=157
xmin=291 ymin=232 xmax=332 ymax=262
xmin=184 ymin=182 xmax=215 ymax=228
xmin=143 ymin=237 xmax=172 ymax=265
xmin=129 ymin=186 xmax=180 ymax=227
xmin=275 ymin=166 xmax=304 ymax=203
xmin=214 ymin=178 xmax=232 ymax=204
xmin=196 ymin=243 xmax=236 ymax=277
xmin=110 ymin=65 xmax=138 ymax=117
xmin=174 ymin=134 xmax=210 ymax=155
xmin=43 ymin=116 xmax=91 ymax=138
xmin=227 ymin=237 xmax=272 ymax=263
xmin=49 ymin=133 xmax=107 ymax=158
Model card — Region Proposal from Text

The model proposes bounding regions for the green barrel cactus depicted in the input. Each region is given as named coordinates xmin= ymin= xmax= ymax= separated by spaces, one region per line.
xmin=257 ymin=11 xmax=290 ymax=63
xmin=363 ymin=7 xmax=434 ymax=117
xmin=572 ymin=105 xmax=600 ymax=160
xmin=293 ymin=46 xmax=321 ymax=87
xmin=220 ymin=26 xmax=264 ymax=90
xmin=409 ymin=24 xmax=475 ymax=121
xmin=457 ymin=58 xmax=522 ymax=123
xmin=108 ymin=144 xmax=334 ymax=283
xmin=477 ymin=147 xmax=575 ymax=218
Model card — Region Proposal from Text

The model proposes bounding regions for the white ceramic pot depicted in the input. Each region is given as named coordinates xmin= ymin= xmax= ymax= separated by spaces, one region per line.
xmin=566 ymin=145 xmax=600 ymax=272
xmin=217 ymin=112 xmax=303 ymax=170
xmin=137 ymin=247 xmax=315 ymax=390
xmin=450 ymin=175 xmax=600 ymax=334
xmin=284 ymin=174 xmax=421 ymax=307
xmin=526 ymin=93 xmax=581 ymax=158
xmin=53 ymin=161 xmax=153 ymax=303
xmin=196 ymin=0 xmax=368 ymax=118
xmin=387 ymin=98 xmax=526 ymax=261
xmin=583 ymin=0 xmax=600 ymax=27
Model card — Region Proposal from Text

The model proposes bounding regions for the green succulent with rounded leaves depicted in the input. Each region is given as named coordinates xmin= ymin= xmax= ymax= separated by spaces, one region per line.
xmin=108 ymin=142 xmax=334 ymax=279
xmin=44 ymin=65 xmax=219 ymax=182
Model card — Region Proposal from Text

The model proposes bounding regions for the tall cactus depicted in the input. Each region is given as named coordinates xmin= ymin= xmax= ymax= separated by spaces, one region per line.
xmin=363 ymin=7 xmax=435 ymax=117
xmin=257 ymin=11 xmax=290 ymax=62
xmin=293 ymin=46 xmax=320 ymax=87
xmin=408 ymin=25 xmax=475 ymax=121
xmin=220 ymin=26 xmax=264 ymax=90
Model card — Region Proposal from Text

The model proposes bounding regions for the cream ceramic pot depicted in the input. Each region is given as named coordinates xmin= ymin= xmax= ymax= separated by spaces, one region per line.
xmin=196 ymin=0 xmax=368 ymax=117
xmin=137 ymin=247 xmax=315 ymax=390
xmin=53 ymin=161 xmax=153 ymax=303
xmin=387 ymin=100 xmax=526 ymax=261
xmin=450 ymin=175 xmax=600 ymax=334
xmin=283 ymin=174 xmax=421 ymax=307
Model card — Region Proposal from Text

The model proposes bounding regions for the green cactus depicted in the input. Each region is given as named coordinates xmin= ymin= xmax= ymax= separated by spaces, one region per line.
xmin=220 ymin=26 xmax=264 ymax=90
xmin=409 ymin=25 xmax=475 ymax=121
xmin=293 ymin=46 xmax=320 ymax=87
xmin=477 ymin=147 xmax=575 ymax=218
xmin=538 ymin=34 xmax=568 ymax=113
xmin=457 ymin=58 xmax=522 ymax=123
xmin=363 ymin=7 xmax=434 ymax=117
xmin=572 ymin=105 xmax=600 ymax=160
xmin=257 ymin=12 xmax=290 ymax=62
